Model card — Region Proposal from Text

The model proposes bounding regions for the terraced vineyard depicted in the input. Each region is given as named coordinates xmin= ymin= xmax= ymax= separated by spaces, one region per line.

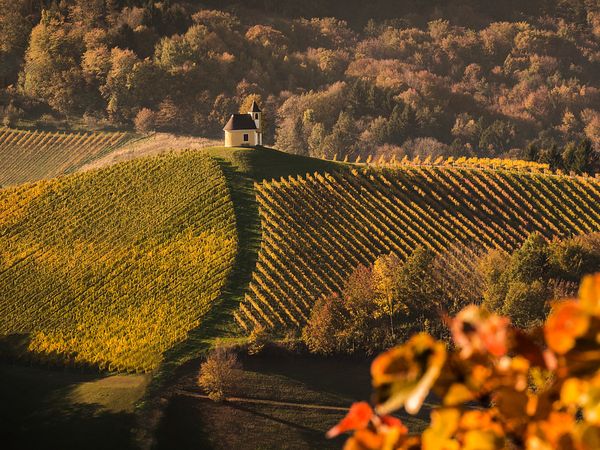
xmin=0 ymin=127 xmax=133 ymax=186
xmin=235 ymin=165 xmax=600 ymax=331
xmin=0 ymin=153 xmax=237 ymax=372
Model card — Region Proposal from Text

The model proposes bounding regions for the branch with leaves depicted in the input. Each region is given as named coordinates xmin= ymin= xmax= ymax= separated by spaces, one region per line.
xmin=328 ymin=274 xmax=600 ymax=449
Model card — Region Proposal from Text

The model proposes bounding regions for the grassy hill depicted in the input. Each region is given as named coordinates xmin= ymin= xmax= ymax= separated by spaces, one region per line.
xmin=0 ymin=128 xmax=134 ymax=186
xmin=0 ymin=152 xmax=237 ymax=372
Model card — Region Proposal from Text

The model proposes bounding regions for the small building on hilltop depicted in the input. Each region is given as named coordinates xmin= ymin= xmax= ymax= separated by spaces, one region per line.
xmin=223 ymin=101 xmax=263 ymax=147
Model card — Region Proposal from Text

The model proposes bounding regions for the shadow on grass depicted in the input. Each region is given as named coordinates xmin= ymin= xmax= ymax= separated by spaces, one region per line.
xmin=155 ymin=393 xmax=346 ymax=450
xmin=0 ymin=363 xmax=136 ymax=450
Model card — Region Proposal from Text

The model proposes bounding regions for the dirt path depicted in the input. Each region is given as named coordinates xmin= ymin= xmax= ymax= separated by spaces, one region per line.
xmin=175 ymin=389 xmax=349 ymax=412
xmin=78 ymin=133 xmax=220 ymax=172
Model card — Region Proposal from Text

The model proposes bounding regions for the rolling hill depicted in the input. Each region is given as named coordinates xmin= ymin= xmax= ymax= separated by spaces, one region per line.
xmin=0 ymin=127 xmax=134 ymax=186
xmin=3 ymin=145 xmax=600 ymax=370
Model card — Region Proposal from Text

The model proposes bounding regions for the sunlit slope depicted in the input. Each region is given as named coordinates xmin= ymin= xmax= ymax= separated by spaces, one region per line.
xmin=0 ymin=153 xmax=237 ymax=372
xmin=0 ymin=127 xmax=133 ymax=186
xmin=235 ymin=165 xmax=600 ymax=331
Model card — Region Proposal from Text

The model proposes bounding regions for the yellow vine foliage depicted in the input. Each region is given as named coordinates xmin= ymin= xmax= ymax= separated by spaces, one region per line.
xmin=328 ymin=274 xmax=600 ymax=449
xmin=0 ymin=153 xmax=238 ymax=372
xmin=0 ymin=127 xmax=132 ymax=186
xmin=236 ymin=165 xmax=600 ymax=332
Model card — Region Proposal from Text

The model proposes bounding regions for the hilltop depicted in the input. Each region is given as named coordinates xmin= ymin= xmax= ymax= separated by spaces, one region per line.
xmin=0 ymin=152 xmax=237 ymax=372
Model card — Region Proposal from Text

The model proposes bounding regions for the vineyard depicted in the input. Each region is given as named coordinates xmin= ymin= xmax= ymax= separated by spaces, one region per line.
xmin=0 ymin=127 xmax=133 ymax=186
xmin=0 ymin=153 xmax=237 ymax=372
xmin=235 ymin=165 xmax=600 ymax=331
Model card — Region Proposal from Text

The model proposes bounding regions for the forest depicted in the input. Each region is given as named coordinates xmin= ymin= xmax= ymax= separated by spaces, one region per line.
xmin=1 ymin=1 xmax=599 ymax=171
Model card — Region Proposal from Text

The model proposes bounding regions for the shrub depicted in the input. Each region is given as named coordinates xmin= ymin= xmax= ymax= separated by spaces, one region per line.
xmin=197 ymin=346 xmax=241 ymax=402
xmin=134 ymin=108 xmax=156 ymax=133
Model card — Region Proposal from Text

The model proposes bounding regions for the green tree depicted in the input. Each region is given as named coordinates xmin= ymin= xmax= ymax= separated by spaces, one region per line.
xmin=510 ymin=233 xmax=550 ymax=283
xmin=482 ymin=234 xmax=552 ymax=325
xmin=550 ymin=235 xmax=600 ymax=282
xmin=372 ymin=253 xmax=403 ymax=339
xmin=539 ymin=144 xmax=563 ymax=171
xmin=478 ymin=120 xmax=515 ymax=156
xmin=563 ymin=139 xmax=596 ymax=174
xmin=321 ymin=111 xmax=359 ymax=158
xmin=308 ymin=122 xmax=326 ymax=156
xmin=502 ymin=280 xmax=547 ymax=328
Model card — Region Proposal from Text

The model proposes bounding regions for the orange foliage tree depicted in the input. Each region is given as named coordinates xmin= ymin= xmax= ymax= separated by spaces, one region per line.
xmin=328 ymin=274 xmax=600 ymax=449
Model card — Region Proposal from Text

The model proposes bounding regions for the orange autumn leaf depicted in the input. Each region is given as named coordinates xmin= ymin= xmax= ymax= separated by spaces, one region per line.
xmin=526 ymin=412 xmax=577 ymax=450
xmin=372 ymin=333 xmax=446 ymax=415
xmin=450 ymin=305 xmax=510 ymax=359
xmin=344 ymin=429 xmax=385 ymax=450
xmin=327 ymin=402 xmax=374 ymax=438
xmin=331 ymin=273 xmax=600 ymax=450
xmin=544 ymin=300 xmax=590 ymax=354
xmin=578 ymin=273 xmax=600 ymax=315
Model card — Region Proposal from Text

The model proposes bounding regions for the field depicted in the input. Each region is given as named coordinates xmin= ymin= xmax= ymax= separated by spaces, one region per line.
xmin=4 ymin=145 xmax=600 ymax=448
xmin=236 ymin=164 xmax=600 ymax=331
xmin=0 ymin=152 xmax=237 ymax=372
xmin=0 ymin=127 xmax=134 ymax=186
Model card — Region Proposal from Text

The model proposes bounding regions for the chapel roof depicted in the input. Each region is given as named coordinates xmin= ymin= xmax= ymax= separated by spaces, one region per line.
xmin=223 ymin=114 xmax=258 ymax=131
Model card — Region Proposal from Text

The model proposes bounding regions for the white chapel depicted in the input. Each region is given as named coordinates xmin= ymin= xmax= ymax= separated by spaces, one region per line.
xmin=223 ymin=101 xmax=263 ymax=147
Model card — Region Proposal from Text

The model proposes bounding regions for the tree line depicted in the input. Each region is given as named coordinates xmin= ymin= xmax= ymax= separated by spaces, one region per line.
xmin=0 ymin=0 xmax=599 ymax=171
xmin=302 ymin=233 xmax=600 ymax=354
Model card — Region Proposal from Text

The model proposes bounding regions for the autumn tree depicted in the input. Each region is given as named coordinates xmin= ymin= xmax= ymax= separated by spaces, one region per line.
xmin=0 ymin=0 xmax=31 ymax=86
xmin=198 ymin=345 xmax=241 ymax=402
xmin=21 ymin=10 xmax=87 ymax=115
xmin=302 ymin=294 xmax=348 ymax=354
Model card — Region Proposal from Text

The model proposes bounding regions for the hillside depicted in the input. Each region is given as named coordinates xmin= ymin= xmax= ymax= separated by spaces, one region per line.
xmin=235 ymin=162 xmax=600 ymax=331
xmin=0 ymin=152 xmax=237 ymax=372
xmin=5 ymin=146 xmax=600 ymax=364
xmin=0 ymin=128 xmax=134 ymax=186
xmin=77 ymin=133 xmax=220 ymax=172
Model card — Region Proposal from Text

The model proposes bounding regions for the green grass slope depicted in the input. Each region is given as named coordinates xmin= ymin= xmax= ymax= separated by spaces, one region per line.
xmin=0 ymin=152 xmax=237 ymax=372
xmin=236 ymin=164 xmax=600 ymax=331
xmin=0 ymin=127 xmax=135 ymax=186
xmin=145 ymin=146 xmax=342 ymax=372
